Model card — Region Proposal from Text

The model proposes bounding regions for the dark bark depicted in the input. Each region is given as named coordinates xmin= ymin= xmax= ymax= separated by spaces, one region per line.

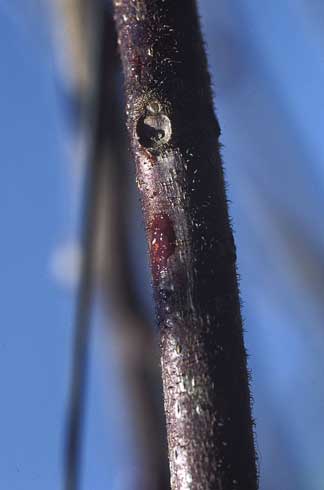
xmin=113 ymin=1 xmax=258 ymax=489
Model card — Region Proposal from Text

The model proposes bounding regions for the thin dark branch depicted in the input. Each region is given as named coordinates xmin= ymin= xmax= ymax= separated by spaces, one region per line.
xmin=63 ymin=2 xmax=170 ymax=489
xmin=63 ymin=144 xmax=100 ymax=490
xmin=63 ymin=3 xmax=105 ymax=489
xmin=113 ymin=1 xmax=258 ymax=489
xmin=93 ymin=7 xmax=170 ymax=489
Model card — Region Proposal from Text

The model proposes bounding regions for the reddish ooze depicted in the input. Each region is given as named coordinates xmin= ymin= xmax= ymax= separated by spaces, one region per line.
xmin=150 ymin=213 xmax=176 ymax=278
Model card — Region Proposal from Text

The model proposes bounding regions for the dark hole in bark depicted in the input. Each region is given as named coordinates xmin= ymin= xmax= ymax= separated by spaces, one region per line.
xmin=137 ymin=111 xmax=172 ymax=150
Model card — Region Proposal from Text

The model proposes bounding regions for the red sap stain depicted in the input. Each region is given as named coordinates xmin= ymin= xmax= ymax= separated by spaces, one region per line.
xmin=150 ymin=213 xmax=176 ymax=274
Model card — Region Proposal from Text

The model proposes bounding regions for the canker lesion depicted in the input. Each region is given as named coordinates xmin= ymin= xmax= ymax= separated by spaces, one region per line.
xmin=150 ymin=213 xmax=176 ymax=276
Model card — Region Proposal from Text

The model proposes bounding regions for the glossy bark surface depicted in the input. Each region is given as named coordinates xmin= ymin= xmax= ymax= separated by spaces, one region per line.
xmin=113 ymin=1 xmax=258 ymax=489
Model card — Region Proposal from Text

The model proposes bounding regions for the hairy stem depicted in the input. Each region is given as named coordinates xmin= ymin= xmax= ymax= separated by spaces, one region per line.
xmin=113 ymin=1 xmax=258 ymax=489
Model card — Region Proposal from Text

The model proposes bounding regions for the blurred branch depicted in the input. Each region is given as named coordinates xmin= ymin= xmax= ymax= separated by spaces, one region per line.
xmin=53 ymin=0 xmax=98 ymax=99
xmin=53 ymin=1 xmax=170 ymax=489
xmin=93 ymin=7 xmax=170 ymax=490
xmin=113 ymin=1 xmax=258 ymax=489
xmin=61 ymin=2 xmax=105 ymax=489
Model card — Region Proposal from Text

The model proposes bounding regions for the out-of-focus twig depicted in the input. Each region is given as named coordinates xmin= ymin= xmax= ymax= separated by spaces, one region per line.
xmin=63 ymin=116 xmax=102 ymax=490
xmin=59 ymin=2 xmax=105 ymax=489
xmin=93 ymin=9 xmax=170 ymax=490
xmin=53 ymin=0 xmax=98 ymax=100
xmin=52 ymin=1 xmax=170 ymax=489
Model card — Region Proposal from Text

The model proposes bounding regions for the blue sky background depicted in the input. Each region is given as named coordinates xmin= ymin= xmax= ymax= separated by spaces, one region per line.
xmin=1 ymin=1 xmax=324 ymax=489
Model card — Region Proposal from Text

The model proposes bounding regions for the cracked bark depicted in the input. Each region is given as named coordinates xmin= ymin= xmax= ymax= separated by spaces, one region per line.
xmin=113 ymin=1 xmax=258 ymax=490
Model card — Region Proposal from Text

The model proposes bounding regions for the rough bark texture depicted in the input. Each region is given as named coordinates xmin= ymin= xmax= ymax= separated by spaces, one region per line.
xmin=113 ymin=1 xmax=258 ymax=489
